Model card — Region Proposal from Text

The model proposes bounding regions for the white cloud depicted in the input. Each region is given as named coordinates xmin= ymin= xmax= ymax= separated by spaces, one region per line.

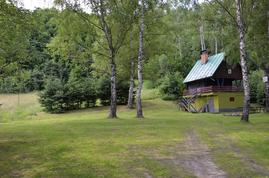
xmin=20 ymin=0 xmax=54 ymax=10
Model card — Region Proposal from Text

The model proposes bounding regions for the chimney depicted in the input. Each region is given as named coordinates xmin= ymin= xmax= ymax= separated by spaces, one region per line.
xmin=200 ymin=49 xmax=208 ymax=64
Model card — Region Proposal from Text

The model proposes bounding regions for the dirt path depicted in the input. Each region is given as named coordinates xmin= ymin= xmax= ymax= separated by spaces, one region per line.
xmin=149 ymin=130 xmax=227 ymax=178
xmin=178 ymin=131 xmax=227 ymax=178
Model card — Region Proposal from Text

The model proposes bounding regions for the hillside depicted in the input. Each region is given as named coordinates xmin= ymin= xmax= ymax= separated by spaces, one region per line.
xmin=0 ymin=92 xmax=268 ymax=177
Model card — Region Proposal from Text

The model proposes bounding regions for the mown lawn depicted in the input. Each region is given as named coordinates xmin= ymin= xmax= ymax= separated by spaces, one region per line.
xmin=0 ymin=92 xmax=269 ymax=177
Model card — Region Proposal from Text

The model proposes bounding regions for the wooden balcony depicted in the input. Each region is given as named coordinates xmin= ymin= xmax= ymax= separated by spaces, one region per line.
xmin=183 ymin=86 xmax=243 ymax=96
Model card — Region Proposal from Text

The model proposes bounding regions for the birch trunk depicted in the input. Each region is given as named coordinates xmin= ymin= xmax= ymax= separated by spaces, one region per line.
xmin=127 ymin=32 xmax=135 ymax=109
xmin=214 ymin=37 xmax=218 ymax=54
xmin=109 ymin=57 xmax=117 ymax=118
xmin=199 ymin=24 xmax=206 ymax=50
xmin=136 ymin=0 xmax=144 ymax=118
xmin=235 ymin=0 xmax=250 ymax=122
xmin=98 ymin=0 xmax=117 ymax=118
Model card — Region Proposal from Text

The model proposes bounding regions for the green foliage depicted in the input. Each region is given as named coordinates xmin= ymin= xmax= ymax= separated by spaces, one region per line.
xmin=96 ymin=76 xmax=111 ymax=106
xmin=143 ymin=80 xmax=155 ymax=89
xmin=0 ymin=0 xmax=31 ymax=75
xmin=28 ymin=69 xmax=45 ymax=91
xmin=249 ymin=70 xmax=265 ymax=105
xmin=96 ymin=76 xmax=130 ymax=106
xmin=157 ymin=72 xmax=185 ymax=100
xmin=47 ymin=9 xmax=95 ymax=63
xmin=0 ymin=77 xmax=18 ymax=93
xmin=141 ymin=88 xmax=160 ymax=100
xmin=39 ymin=69 xmax=129 ymax=113
xmin=0 ymin=70 xmax=32 ymax=93
xmin=39 ymin=77 xmax=97 ymax=113
xmin=39 ymin=78 xmax=65 ymax=113
xmin=0 ymin=0 xmax=268 ymax=111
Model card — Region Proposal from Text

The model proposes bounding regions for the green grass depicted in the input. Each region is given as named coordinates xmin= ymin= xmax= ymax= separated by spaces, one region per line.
xmin=0 ymin=93 xmax=41 ymax=122
xmin=0 ymin=91 xmax=269 ymax=177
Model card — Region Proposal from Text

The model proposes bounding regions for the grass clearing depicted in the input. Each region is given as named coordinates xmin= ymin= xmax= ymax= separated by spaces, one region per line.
xmin=0 ymin=92 xmax=269 ymax=177
xmin=0 ymin=93 xmax=41 ymax=122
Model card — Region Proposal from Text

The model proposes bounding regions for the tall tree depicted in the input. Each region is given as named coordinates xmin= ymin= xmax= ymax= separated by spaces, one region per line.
xmin=127 ymin=0 xmax=137 ymax=109
xmin=54 ymin=0 xmax=136 ymax=118
xmin=127 ymin=30 xmax=135 ymax=109
xmin=136 ymin=0 xmax=145 ymax=118
xmin=246 ymin=0 xmax=269 ymax=112
xmin=91 ymin=0 xmax=117 ymax=118
xmin=235 ymin=0 xmax=250 ymax=121
xmin=0 ymin=0 xmax=30 ymax=76
xmin=199 ymin=24 xmax=206 ymax=50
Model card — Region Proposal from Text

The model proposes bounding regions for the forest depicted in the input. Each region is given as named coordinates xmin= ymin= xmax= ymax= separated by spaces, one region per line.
xmin=1 ymin=0 xmax=268 ymax=118
xmin=0 ymin=0 xmax=269 ymax=177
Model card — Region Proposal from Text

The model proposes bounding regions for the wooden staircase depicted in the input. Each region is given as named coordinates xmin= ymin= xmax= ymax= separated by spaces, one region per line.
xmin=179 ymin=92 xmax=200 ymax=113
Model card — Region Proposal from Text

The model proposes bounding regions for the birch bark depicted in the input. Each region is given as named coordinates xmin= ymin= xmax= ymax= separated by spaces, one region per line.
xmin=97 ymin=0 xmax=117 ymax=118
xmin=136 ymin=0 xmax=144 ymax=118
xmin=235 ymin=0 xmax=250 ymax=121
xmin=127 ymin=31 xmax=135 ymax=109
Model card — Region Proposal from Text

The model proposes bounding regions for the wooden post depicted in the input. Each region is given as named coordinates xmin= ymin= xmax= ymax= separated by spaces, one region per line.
xmin=263 ymin=74 xmax=269 ymax=112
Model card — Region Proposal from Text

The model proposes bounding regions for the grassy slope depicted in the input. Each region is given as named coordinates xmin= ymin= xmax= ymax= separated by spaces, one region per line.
xmin=0 ymin=93 xmax=41 ymax=122
xmin=0 ymin=91 xmax=268 ymax=177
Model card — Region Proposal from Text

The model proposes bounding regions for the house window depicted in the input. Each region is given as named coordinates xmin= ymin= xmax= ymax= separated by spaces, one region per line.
xmin=228 ymin=69 xmax=232 ymax=74
xmin=230 ymin=97 xmax=235 ymax=102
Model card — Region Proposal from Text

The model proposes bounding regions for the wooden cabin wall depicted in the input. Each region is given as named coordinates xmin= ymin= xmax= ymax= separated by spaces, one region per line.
xmin=186 ymin=80 xmax=205 ymax=89
xmin=213 ymin=61 xmax=242 ymax=80
xmin=187 ymin=78 xmax=234 ymax=89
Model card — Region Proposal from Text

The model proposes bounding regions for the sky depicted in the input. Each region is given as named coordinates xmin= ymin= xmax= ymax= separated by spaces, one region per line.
xmin=20 ymin=0 xmax=205 ymax=10
xmin=21 ymin=0 xmax=54 ymax=10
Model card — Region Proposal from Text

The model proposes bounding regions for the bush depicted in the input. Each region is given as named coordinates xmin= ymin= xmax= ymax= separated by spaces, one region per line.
xmin=39 ymin=78 xmax=97 ymax=113
xmin=96 ymin=76 xmax=111 ymax=106
xmin=0 ymin=70 xmax=32 ymax=93
xmin=0 ymin=77 xmax=19 ymax=93
xmin=39 ymin=78 xmax=65 ymax=113
xmin=158 ymin=72 xmax=184 ymax=100
xmin=40 ymin=71 xmax=130 ymax=113
xmin=27 ymin=69 xmax=45 ymax=91
xmin=249 ymin=70 xmax=265 ymax=105
xmin=117 ymin=80 xmax=130 ymax=104
xmin=143 ymin=80 xmax=155 ymax=89
xmin=0 ymin=69 xmax=44 ymax=93
xmin=96 ymin=76 xmax=130 ymax=105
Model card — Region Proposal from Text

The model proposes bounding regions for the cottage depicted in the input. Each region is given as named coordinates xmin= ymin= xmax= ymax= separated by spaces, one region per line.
xmin=181 ymin=50 xmax=243 ymax=112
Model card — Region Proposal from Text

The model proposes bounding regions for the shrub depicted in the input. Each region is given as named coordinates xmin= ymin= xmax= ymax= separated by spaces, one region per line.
xmin=96 ymin=76 xmax=130 ymax=105
xmin=117 ymin=80 xmax=130 ymax=104
xmin=96 ymin=76 xmax=111 ymax=106
xmin=0 ymin=69 xmax=44 ymax=93
xmin=0 ymin=77 xmax=19 ymax=93
xmin=28 ymin=69 xmax=44 ymax=91
xmin=39 ymin=78 xmax=65 ymax=113
xmin=249 ymin=70 xmax=265 ymax=105
xmin=39 ymin=77 xmax=97 ymax=113
xmin=158 ymin=72 xmax=184 ymax=100
xmin=143 ymin=80 xmax=155 ymax=89
xmin=40 ymin=74 xmax=130 ymax=113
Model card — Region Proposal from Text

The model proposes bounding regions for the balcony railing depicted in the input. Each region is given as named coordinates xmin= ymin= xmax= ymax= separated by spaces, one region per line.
xmin=183 ymin=86 xmax=243 ymax=96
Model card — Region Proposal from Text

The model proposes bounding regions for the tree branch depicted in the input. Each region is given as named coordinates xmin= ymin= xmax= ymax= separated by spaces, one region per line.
xmin=207 ymin=0 xmax=238 ymax=27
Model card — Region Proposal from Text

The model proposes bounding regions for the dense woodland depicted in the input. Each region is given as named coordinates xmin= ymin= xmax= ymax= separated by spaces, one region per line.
xmin=0 ymin=0 xmax=268 ymax=119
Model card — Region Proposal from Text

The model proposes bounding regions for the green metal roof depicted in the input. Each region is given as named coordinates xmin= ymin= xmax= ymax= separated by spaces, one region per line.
xmin=183 ymin=52 xmax=225 ymax=83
